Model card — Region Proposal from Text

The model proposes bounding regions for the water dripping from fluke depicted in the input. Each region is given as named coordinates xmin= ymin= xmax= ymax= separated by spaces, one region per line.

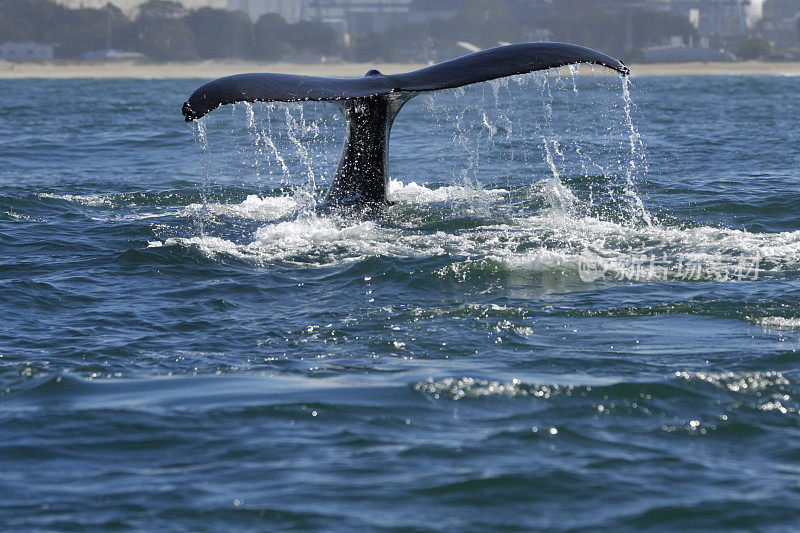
xmin=183 ymin=42 xmax=631 ymax=220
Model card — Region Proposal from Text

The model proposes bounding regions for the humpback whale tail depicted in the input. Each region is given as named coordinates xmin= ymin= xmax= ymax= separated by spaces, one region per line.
xmin=182 ymin=42 xmax=628 ymax=215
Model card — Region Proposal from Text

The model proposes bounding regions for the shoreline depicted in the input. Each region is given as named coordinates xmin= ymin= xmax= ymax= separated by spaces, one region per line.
xmin=2 ymin=59 xmax=800 ymax=79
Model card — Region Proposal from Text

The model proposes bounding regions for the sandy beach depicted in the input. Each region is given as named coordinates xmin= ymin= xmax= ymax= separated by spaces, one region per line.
xmin=2 ymin=59 xmax=800 ymax=79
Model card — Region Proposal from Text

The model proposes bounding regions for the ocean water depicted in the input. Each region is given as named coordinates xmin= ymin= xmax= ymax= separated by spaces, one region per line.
xmin=1 ymin=70 xmax=799 ymax=530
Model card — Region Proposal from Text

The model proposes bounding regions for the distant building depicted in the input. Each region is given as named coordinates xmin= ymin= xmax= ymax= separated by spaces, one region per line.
xmin=227 ymin=0 xmax=305 ymax=23
xmin=527 ymin=29 xmax=553 ymax=43
xmin=599 ymin=1 xmax=749 ymax=45
xmin=52 ymin=0 xmax=227 ymax=16
xmin=295 ymin=0 xmax=414 ymax=34
xmin=757 ymin=0 xmax=800 ymax=52
xmin=627 ymin=0 xmax=751 ymax=50
xmin=225 ymin=0 xmax=462 ymax=35
xmin=656 ymin=2 xmax=747 ymax=38
xmin=695 ymin=0 xmax=748 ymax=37
xmin=407 ymin=0 xmax=461 ymax=24
xmin=79 ymin=49 xmax=147 ymax=60
xmin=0 ymin=42 xmax=55 ymax=60
xmin=642 ymin=45 xmax=736 ymax=61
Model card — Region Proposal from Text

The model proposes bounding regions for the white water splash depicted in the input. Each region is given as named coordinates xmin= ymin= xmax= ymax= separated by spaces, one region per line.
xmin=152 ymin=178 xmax=800 ymax=283
xmin=752 ymin=317 xmax=800 ymax=330
xmin=183 ymin=194 xmax=297 ymax=222
xmin=39 ymin=193 xmax=112 ymax=207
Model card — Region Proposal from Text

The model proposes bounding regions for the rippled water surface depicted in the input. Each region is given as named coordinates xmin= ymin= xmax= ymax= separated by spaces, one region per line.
xmin=2 ymin=72 xmax=799 ymax=530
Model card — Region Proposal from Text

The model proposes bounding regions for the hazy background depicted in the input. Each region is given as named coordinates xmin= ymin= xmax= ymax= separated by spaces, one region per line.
xmin=1 ymin=0 xmax=799 ymax=63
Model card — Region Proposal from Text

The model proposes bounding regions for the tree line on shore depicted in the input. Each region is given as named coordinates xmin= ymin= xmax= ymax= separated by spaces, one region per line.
xmin=0 ymin=0 xmax=338 ymax=60
xmin=1 ymin=0 xmax=704 ymax=62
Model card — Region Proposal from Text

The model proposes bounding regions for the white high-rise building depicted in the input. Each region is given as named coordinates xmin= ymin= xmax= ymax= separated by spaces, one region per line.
xmin=227 ymin=0 xmax=305 ymax=23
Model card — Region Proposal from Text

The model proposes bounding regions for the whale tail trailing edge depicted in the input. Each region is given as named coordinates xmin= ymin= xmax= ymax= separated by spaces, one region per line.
xmin=182 ymin=42 xmax=628 ymax=213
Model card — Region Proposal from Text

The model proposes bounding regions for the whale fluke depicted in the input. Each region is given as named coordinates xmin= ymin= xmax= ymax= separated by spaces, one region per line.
xmin=182 ymin=42 xmax=628 ymax=214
